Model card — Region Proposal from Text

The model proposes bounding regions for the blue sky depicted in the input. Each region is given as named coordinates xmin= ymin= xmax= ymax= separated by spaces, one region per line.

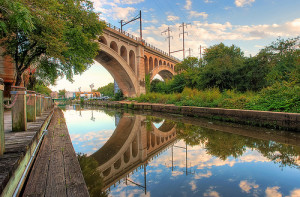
xmin=50 ymin=0 xmax=300 ymax=91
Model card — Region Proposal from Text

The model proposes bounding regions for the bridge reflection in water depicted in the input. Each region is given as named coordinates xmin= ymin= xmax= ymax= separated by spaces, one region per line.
xmin=63 ymin=106 xmax=300 ymax=197
xmin=91 ymin=113 xmax=179 ymax=193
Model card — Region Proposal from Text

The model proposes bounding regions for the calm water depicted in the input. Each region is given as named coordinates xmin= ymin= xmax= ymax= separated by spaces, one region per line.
xmin=62 ymin=105 xmax=300 ymax=197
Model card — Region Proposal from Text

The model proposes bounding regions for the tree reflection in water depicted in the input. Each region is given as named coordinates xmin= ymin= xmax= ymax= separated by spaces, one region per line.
xmin=176 ymin=123 xmax=300 ymax=169
xmin=77 ymin=154 xmax=108 ymax=197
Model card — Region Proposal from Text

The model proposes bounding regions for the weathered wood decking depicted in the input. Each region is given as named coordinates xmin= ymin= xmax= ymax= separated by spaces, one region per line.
xmin=0 ymin=109 xmax=53 ymax=196
xmin=22 ymin=107 xmax=89 ymax=197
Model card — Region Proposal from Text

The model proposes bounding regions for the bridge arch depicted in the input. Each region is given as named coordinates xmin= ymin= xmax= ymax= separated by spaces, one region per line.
xmin=144 ymin=56 xmax=148 ymax=75
xmin=99 ymin=36 xmax=107 ymax=45
xmin=149 ymin=57 xmax=153 ymax=72
xmin=120 ymin=46 xmax=127 ymax=62
xmin=129 ymin=50 xmax=135 ymax=73
xmin=150 ymin=65 xmax=175 ymax=81
xmin=95 ymin=43 xmax=139 ymax=96
xmin=110 ymin=41 xmax=118 ymax=52
xmin=154 ymin=58 xmax=158 ymax=68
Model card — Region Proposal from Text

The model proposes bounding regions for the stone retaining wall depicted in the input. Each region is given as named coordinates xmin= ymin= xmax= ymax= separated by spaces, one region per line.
xmin=84 ymin=100 xmax=300 ymax=132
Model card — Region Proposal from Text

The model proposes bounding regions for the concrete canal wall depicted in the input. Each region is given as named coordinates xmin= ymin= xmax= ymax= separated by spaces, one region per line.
xmin=84 ymin=100 xmax=300 ymax=132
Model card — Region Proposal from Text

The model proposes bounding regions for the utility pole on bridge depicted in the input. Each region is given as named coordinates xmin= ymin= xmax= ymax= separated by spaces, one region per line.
xmin=161 ymin=27 xmax=173 ymax=56
xmin=179 ymin=22 xmax=190 ymax=59
xmin=120 ymin=10 xmax=143 ymax=40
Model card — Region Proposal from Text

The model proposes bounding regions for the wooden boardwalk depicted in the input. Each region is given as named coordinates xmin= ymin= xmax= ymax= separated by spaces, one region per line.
xmin=22 ymin=107 xmax=89 ymax=197
xmin=0 ymin=109 xmax=53 ymax=196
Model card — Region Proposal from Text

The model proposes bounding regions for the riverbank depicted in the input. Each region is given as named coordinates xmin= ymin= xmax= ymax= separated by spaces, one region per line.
xmin=84 ymin=100 xmax=300 ymax=132
xmin=23 ymin=107 xmax=89 ymax=196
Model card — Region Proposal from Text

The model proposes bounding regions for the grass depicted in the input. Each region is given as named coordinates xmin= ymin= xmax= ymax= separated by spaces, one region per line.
xmin=131 ymin=83 xmax=299 ymax=113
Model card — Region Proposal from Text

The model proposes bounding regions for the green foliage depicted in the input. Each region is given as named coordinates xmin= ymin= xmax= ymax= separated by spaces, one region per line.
xmin=199 ymin=43 xmax=245 ymax=91
xmin=145 ymin=74 xmax=151 ymax=93
xmin=0 ymin=0 xmax=105 ymax=86
xmin=177 ymin=123 xmax=300 ymax=168
xmin=33 ymin=83 xmax=51 ymax=96
xmin=97 ymin=83 xmax=114 ymax=97
xmin=175 ymin=56 xmax=202 ymax=72
xmin=112 ymin=90 xmax=124 ymax=101
xmin=58 ymin=89 xmax=66 ymax=98
xmin=77 ymin=154 xmax=107 ymax=197
xmin=246 ymin=79 xmax=300 ymax=113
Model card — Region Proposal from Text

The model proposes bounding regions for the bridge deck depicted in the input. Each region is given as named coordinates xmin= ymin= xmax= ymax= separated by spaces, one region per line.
xmin=0 ymin=109 xmax=53 ymax=196
xmin=23 ymin=107 xmax=89 ymax=197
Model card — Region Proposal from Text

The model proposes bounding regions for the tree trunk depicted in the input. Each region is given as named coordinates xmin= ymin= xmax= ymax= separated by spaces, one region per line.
xmin=15 ymin=71 xmax=22 ymax=86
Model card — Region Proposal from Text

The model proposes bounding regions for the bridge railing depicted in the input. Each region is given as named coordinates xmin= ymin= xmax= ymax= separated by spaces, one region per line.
xmin=105 ymin=22 xmax=181 ymax=62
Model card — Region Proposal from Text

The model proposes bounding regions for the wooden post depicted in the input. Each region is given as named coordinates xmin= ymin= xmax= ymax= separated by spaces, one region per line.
xmin=0 ymin=78 xmax=4 ymax=155
xmin=11 ymin=86 xmax=27 ymax=132
xmin=36 ymin=93 xmax=41 ymax=116
xmin=26 ymin=91 xmax=36 ymax=122
xmin=41 ymin=95 xmax=44 ymax=113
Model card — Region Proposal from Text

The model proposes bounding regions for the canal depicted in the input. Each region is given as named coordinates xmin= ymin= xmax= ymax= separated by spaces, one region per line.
xmin=62 ymin=105 xmax=300 ymax=197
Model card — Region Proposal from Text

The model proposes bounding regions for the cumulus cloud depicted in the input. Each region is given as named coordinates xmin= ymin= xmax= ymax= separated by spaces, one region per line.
xmin=112 ymin=7 xmax=136 ymax=20
xmin=185 ymin=0 xmax=192 ymax=10
xmin=189 ymin=11 xmax=208 ymax=19
xmin=114 ymin=0 xmax=144 ymax=4
xmin=239 ymin=180 xmax=259 ymax=193
xmin=235 ymin=0 xmax=255 ymax=7
xmin=265 ymin=186 xmax=282 ymax=197
xmin=203 ymin=187 xmax=220 ymax=197
xmin=289 ymin=189 xmax=300 ymax=197
xmin=167 ymin=15 xmax=180 ymax=21
xmin=189 ymin=181 xmax=197 ymax=191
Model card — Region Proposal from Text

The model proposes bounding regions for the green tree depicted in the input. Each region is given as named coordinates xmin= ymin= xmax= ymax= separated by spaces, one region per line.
xmin=175 ymin=56 xmax=202 ymax=72
xmin=33 ymin=82 xmax=51 ymax=96
xmin=97 ymin=83 xmax=114 ymax=97
xmin=199 ymin=43 xmax=245 ymax=91
xmin=0 ymin=0 xmax=105 ymax=86
xmin=58 ymin=89 xmax=66 ymax=98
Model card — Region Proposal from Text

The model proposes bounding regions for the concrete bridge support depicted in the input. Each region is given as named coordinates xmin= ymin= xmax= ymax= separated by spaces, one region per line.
xmin=11 ymin=86 xmax=27 ymax=132
xmin=0 ymin=78 xmax=4 ymax=155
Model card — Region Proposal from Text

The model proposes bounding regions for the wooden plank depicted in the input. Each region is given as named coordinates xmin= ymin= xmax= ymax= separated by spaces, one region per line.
xmin=23 ymin=108 xmax=89 ymax=197
xmin=0 ymin=109 xmax=53 ymax=195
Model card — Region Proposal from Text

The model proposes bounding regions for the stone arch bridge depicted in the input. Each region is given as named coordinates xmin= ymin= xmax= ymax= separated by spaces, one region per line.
xmin=96 ymin=23 xmax=180 ymax=97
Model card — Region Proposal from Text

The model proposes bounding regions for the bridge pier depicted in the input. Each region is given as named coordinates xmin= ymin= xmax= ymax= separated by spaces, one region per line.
xmin=11 ymin=86 xmax=27 ymax=132
xmin=0 ymin=78 xmax=4 ymax=155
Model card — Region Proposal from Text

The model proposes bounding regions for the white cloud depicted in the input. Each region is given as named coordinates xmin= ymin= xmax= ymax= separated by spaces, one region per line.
xmin=239 ymin=180 xmax=259 ymax=193
xmin=204 ymin=0 xmax=213 ymax=3
xmin=189 ymin=181 xmax=197 ymax=191
xmin=185 ymin=0 xmax=192 ymax=10
xmin=288 ymin=189 xmax=300 ymax=197
xmin=114 ymin=0 xmax=144 ymax=4
xmin=235 ymin=0 xmax=255 ymax=7
xmin=112 ymin=7 xmax=136 ymax=20
xmin=167 ymin=15 xmax=180 ymax=21
xmin=189 ymin=11 xmax=208 ymax=19
xmin=144 ymin=19 xmax=159 ymax=24
xmin=203 ymin=187 xmax=220 ymax=197
xmin=265 ymin=186 xmax=282 ymax=197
